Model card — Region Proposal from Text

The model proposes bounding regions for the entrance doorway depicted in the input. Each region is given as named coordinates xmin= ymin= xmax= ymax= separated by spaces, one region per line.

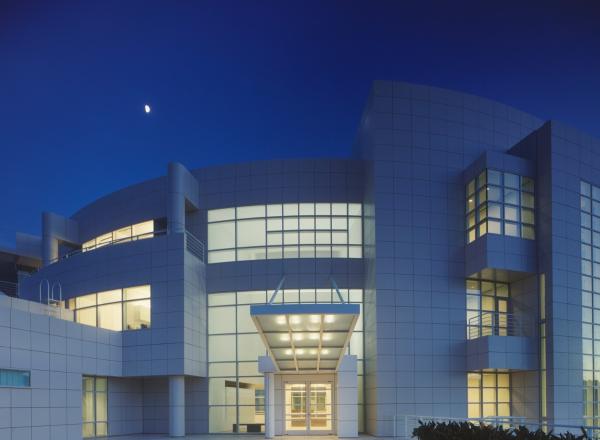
xmin=284 ymin=381 xmax=333 ymax=434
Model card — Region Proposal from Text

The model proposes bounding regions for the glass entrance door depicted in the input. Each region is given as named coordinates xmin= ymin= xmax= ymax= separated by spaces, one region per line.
xmin=309 ymin=383 xmax=333 ymax=432
xmin=284 ymin=381 xmax=333 ymax=434
xmin=285 ymin=383 xmax=307 ymax=432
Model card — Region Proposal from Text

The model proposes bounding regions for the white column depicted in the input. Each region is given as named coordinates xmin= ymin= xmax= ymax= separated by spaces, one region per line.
xmin=264 ymin=372 xmax=275 ymax=438
xmin=167 ymin=162 xmax=186 ymax=234
xmin=42 ymin=212 xmax=58 ymax=267
xmin=336 ymin=355 xmax=358 ymax=438
xmin=169 ymin=375 xmax=185 ymax=437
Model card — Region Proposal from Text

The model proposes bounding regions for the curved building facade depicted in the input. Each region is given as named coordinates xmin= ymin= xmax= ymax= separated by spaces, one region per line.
xmin=1 ymin=80 xmax=599 ymax=439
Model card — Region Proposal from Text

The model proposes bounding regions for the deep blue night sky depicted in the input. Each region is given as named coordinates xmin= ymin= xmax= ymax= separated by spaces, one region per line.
xmin=1 ymin=1 xmax=599 ymax=245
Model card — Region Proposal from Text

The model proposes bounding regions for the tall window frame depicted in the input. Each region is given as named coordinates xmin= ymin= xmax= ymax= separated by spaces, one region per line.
xmin=467 ymin=372 xmax=511 ymax=419
xmin=466 ymin=279 xmax=510 ymax=339
xmin=82 ymin=376 xmax=108 ymax=438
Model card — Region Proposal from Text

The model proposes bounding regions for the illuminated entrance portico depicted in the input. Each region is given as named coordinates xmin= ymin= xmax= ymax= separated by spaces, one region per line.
xmin=251 ymin=303 xmax=360 ymax=438
xmin=284 ymin=379 xmax=334 ymax=434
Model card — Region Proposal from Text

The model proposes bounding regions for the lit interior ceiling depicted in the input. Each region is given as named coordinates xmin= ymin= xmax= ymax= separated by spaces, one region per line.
xmin=250 ymin=303 xmax=360 ymax=372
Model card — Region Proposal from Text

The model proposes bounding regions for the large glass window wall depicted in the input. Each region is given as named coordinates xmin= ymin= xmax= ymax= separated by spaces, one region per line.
xmin=580 ymin=181 xmax=600 ymax=425
xmin=68 ymin=285 xmax=151 ymax=331
xmin=466 ymin=170 xmax=535 ymax=243
xmin=208 ymin=288 xmax=364 ymax=433
xmin=207 ymin=203 xmax=362 ymax=263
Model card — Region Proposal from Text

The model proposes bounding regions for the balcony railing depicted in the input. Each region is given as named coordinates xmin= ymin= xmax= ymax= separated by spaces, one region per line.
xmin=45 ymin=229 xmax=206 ymax=265
xmin=467 ymin=311 xmax=532 ymax=339
xmin=49 ymin=230 xmax=167 ymax=264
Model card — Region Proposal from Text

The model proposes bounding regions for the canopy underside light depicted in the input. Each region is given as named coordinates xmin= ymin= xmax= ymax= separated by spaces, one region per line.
xmin=250 ymin=303 xmax=360 ymax=372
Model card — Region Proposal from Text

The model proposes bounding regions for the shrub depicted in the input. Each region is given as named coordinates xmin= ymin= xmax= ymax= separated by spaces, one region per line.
xmin=412 ymin=421 xmax=588 ymax=440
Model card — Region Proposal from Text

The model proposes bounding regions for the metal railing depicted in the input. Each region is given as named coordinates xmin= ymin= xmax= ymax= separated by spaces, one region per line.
xmin=49 ymin=230 xmax=167 ymax=264
xmin=0 ymin=280 xmax=18 ymax=297
xmin=185 ymin=231 xmax=205 ymax=262
xmin=42 ymin=229 xmax=206 ymax=265
xmin=467 ymin=311 xmax=532 ymax=339
xmin=393 ymin=415 xmax=600 ymax=440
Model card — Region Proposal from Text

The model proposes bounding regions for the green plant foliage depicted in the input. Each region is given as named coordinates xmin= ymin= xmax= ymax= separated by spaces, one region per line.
xmin=412 ymin=421 xmax=589 ymax=440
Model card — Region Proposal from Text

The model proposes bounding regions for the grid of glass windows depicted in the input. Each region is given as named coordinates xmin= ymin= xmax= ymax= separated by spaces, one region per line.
xmin=466 ymin=170 xmax=535 ymax=243
xmin=82 ymin=376 xmax=107 ymax=438
xmin=82 ymin=220 xmax=155 ymax=252
xmin=208 ymin=288 xmax=364 ymax=433
xmin=467 ymin=372 xmax=511 ymax=418
xmin=68 ymin=285 xmax=151 ymax=331
xmin=580 ymin=181 xmax=600 ymax=425
xmin=466 ymin=279 xmax=510 ymax=339
xmin=207 ymin=203 xmax=362 ymax=263
xmin=0 ymin=369 xmax=30 ymax=387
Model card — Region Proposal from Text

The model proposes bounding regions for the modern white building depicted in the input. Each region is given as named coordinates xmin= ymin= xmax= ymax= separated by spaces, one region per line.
xmin=1 ymin=80 xmax=600 ymax=439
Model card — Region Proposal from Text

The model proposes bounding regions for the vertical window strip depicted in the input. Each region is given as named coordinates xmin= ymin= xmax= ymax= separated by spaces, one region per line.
xmin=581 ymin=181 xmax=600 ymax=426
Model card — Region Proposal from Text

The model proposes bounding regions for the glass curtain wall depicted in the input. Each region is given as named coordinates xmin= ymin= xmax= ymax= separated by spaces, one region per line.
xmin=208 ymin=288 xmax=364 ymax=433
xmin=82 ymin=376 xmax=108 ymax=438
xmin=68 ymin=285 xmax=151 ymax=331
xmin=580 ymin=181 xmax=600 ymax=425
xmin=207 ymin=203 xmax=362 ymax=263
xmin=466 ymin=170 xmax=535 ymax=243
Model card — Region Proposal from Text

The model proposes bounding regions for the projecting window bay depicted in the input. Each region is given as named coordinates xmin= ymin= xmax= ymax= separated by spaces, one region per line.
xmin=466 ymin=170 xmax=535 ymax=243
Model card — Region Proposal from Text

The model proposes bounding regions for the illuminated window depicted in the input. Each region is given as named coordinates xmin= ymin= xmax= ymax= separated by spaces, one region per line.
xmin=466 ymin=170 xmax=535 ymax=243
xmin=467 ymin=372 xmax=510 ymax=419
xmin=82 ymin=220 xmax=156 ymax=252
xmin=466 ymin=279 xmax=510 ymax=339
xmin=69 ymin=285 xmax=151 ymax=331
xmin=207 ymin=203 xmax=363 ymax=263
xmin=207 ymin=288 xmax=364 ymax=433
xmin=82 ymin=376 xmax=107 ymax=438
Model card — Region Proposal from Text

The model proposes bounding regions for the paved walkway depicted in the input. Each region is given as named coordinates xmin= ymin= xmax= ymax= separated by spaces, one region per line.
xmin=104 ymin=435 xmax=374 ymax=440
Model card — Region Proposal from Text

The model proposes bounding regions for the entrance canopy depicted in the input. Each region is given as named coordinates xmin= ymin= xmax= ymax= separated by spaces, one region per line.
xmin=250 ymin=303 xmax=360 ymax=372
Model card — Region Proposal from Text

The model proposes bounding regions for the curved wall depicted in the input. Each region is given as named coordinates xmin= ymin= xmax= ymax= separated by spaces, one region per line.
xmin=72 ymin=176 xmax=168 ymax=243
xmin=42 ymin=158 xmax=367 ymax=299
